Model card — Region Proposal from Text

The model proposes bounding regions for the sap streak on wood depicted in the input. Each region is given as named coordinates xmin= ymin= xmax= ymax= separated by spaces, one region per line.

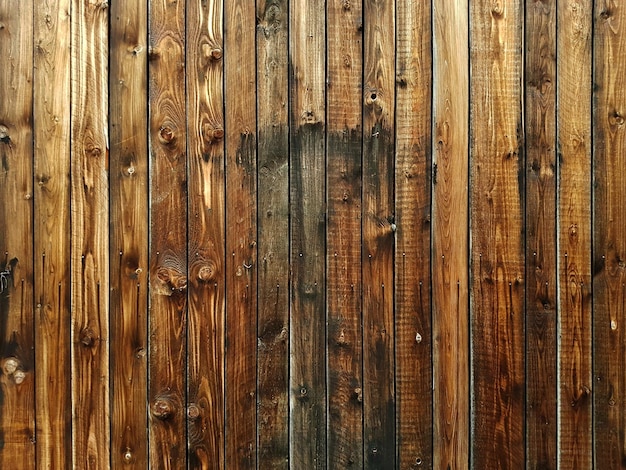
xmin=70 ymin=1 xmax=110 ymax=467
xmin=148 ymin=0 xmax=187 ymax=466
xmin=470 ymin=0 xmax=525 ymax=468
xmin=0 ymin=1 xmax=35 ymax=468
xmin=525 ymin=0 xmax=557 ymax=468
xmin=110 ymin=0 xmax=148 ymax=466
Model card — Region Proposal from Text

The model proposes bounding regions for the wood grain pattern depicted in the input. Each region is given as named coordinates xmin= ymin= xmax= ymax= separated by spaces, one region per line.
xmin=326 ymin=0 xmax=363 ymax=467
xmin=289 ymin=0 xmax=326 ymax=467
xmin=33 ymin=1 xmax=72 ymax=467
xmin=148 ymin=0 xmax=187 ymax=466
xmin=70 ymin=1 xmax=110 ymax=466
xmin=470 ymin=0 xmax=525 ymax=468
xmin=395 ymin=0 xmax=432 ymax=467
xmin=109 ymin=0 xmax=148 ymax=466
xmin=0 ymin=1 xmax=35 ymax=467
xmin=256 ymin=1 xmax=290 ymax=468
xmin=432 ymin=1 xmax=469 ymax=468
xmin=525 ymin=1 xmax=557 ymax=468
xmin=187 ymin=0 xmax=225 ymax=467
xmin=594 ymin=2 xmax=626 ymax=467
xmin=225 ymin=0 xmax=257 ymax=468
xmin=362 ymin=0 xmax=395 ymax=467
xmin=557 ymin=1 xmax=593 ymax=467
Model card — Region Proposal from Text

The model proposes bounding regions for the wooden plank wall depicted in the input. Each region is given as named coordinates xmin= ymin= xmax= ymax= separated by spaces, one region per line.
xmin=1 ymin=0 xmax=626 ymax=468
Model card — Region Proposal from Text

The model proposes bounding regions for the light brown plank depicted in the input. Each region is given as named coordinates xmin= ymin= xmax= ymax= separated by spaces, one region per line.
xmin=110 ymin=0 xmax=148 ymax=466
xmin=326 ymin=0 xmax=363 ymax=467
xmin=225 ymin=0 xmax=257 ymax=468
xmin=33 ymin=1 xmax=72 ymax=467
xmin=148 ymin=0 xmax=187 ymax=465
xmin=362 ymin=0 xmax=395 ymax=467
xmin=0 ymin=1 xmax=35 ymax=467
xmin=525 ymin=0 xmax=557 ymax=468
xmin=432 ymin=0 xmax=469 ymax=468
xmin=256 ymin=1 xmax=290 ymax=468
xmin=187 ymin=0 xmax=225 ymax=467
xmin=470 ymin=0 xmax=525 ymax=467
xmin=70 ymin=1 xmax=110 ymax=466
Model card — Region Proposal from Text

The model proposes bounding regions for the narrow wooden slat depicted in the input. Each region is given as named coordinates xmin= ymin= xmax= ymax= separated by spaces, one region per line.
xmin=33 ymin=1 xmax=72 ymax=467
xmin=187 ymin=0 xmax=225 ymax=467
xmin=525 ymin=1 xmax=557 ymax=467
xmin=289 ymin=0 xmax=326 ymax=467
xmin=256 ymin=1 xmax=290 ymax=468
xmin=432 ymin=0 xmax=469 ymax=468
xmin=594 ymin=2 xmax=626 ymax=467
xmin=362 ymin=0 xmax=395 ymax=467
xmin=0 ymin=1 xmax=35 ymax=467
xmin=148 ymin=0 xmax=187 ymax=465
xmin=469 ymin=0 xmax=525 ymax=467
xmin=225 ymin=0 xmax=257 ymax=467
xmin=70 ymin=1 xmax=110 ymax=466
xmin=556 ymin=2 xmax=593 ymax=467
xmin=110 ymin=0 xmax=148 ymax=466
xmin=326 ymin=0 xmax=363 ymax=467
xmin=395 ymin=0 xmax=432 ymax=467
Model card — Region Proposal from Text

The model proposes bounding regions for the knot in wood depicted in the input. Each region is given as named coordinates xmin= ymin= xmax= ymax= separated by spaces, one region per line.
xmin=86 ymin=144 xmax=102 ymax=157
xmin=13 ymin=370 xmax=26 ymax=385
xmin=80 ymin=328 xmax=96 ymax=347
xmin=158 ymin=126 xmax=175 ymax=144
xmin=491 ymin=2 xmax=504 ymax=19
xmin=354 ymin=387 xmax=363 ymax=403
xmin=0 ymin=125 xmax=10 ymax=144
xmin=203 ymin=124 xmax=224 ymax=143
xmin=187 ymin=403 xmax=201 ymax=420
xmin=342 ymin=0 xmax=351 ymax=10
xmin=198 ymin=262 xmax=217 ymax=282
xmin=210 ymin=48 xmax=223 ymax=60
xmin=3 ymin=357 xmax=20 ymax=375
xmin=152 ymin=398 xmax=173 ymax=420
xmin=123 ymin=450 xmax=133 ymax=463
xmin=609 ymin=111 xmax=624 ymax=127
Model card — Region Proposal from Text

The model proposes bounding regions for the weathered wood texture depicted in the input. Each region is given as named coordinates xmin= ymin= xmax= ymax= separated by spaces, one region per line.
xmin=3 ymin=1 xmax=626 ymax=468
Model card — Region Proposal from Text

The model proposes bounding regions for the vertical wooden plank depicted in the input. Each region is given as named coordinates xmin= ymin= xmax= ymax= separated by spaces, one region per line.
xmin=33 ymin=0 xmax=72 ymax=467
xmin=110 ymin=0 xmax=148 ymax=467
xmin=525 ymin=0 xmax=557 ymax=468
xmin=148 ymin=0 xmax=187 ymax=465
xmin=395 ymin=0 xmax=432 ymax=467
xmin=431 ymin=0 xmax=469 ymax=468
xmin=225 ymin=0 xmax=257 ymax=468
xmin=256 ymin=0 xmax=290 ymax=468
xmin=70 ymin=0 xmax=110 ymax=466
xmin=362 ymin=0 xmax=395 ymax=467
xmin=289 ymin=0 xmax=326 ymax=467
xmin=556 ymin=1 xmax=593 ymax=467
xmin=469 ymin=0 xmax=525 ymax=468
xmin=0 ymin=0 xmax=35 ymax=467
xmin=594 ymin=1 xmax=626 ymax=467
xmin=186 ymin=0 xmax=225 ymax=467
xmin=326 ymin=0 xmax=363 ymax=467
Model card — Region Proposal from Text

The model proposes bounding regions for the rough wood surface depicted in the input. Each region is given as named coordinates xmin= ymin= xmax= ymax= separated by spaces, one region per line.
xmin=109 ymin=0 xmax=148 ymax=466
xmin=70 ymin=1 xmax=110 ymax=466
xmin=432 ymin=1 xmax=469 ymax=468
xmin=594 ymin=1 xmax=626 ymax=467
xmin=0 ymin=1 xmax=35 ymax=467
xmin=525 ymin=1 xmax=557 ymax=468
xmin=289 ymin=0 xmax=326 ymax=468
xmin=225 ymin=0 xmax=257 ymax=468
xmin=326 ymin=0 xmax=363 ymax=467
xmin=557 ymin=1 xmax=593 ymax=467
xmin=33 ymin=1 xmax=72 ymax=467
xmin=256 ymin=1 xmax=290 ymax=468
xmin=148 ymin=0 xmax=187 ymax=466
xmin=470 ymin=0 xmax=525 ymax=468
xmin=362 ymin=0 xmax=395 ymax=467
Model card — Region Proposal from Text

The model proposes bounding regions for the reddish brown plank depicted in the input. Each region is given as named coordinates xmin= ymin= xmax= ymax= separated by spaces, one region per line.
xmin=326 ymin=0 xmax=363 ymax=467
xmin=0 ymin=0 xmax=35 ymax=467
xmin=225 ymin=0 xmax=257 ymax=468
xmin=556 ymin=1 xmax=593 ymax=467
xmin=33 ymin=1 xmax=72 ymax=467
xmin=110 ymin=0 xmax=148 ymax=466
xmin=470 ymin=0 xmax=525 ymax=467
xmin=187 ymin=0 xmax=225 ymax=467
xmin=594 ymin=0 xmax=626 ymax=467
xmin=525 ymin=0 xmax=557 ymax=468
xmin=148 ymin=0 xmax=187 ymax=465
xmin=256 ymin=1 xmax=290 ymax=468
xmin=70 ymin=1 xmax=110 ymax=466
